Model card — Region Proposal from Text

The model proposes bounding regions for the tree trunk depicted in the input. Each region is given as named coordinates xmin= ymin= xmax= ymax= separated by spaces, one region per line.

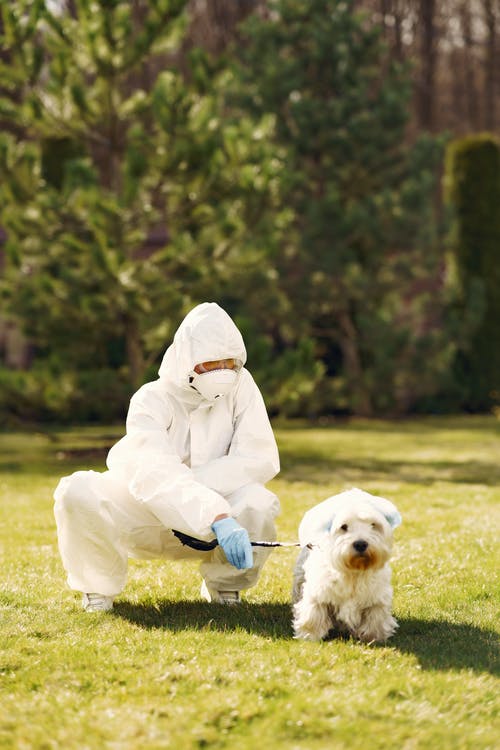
xmin=337 ymin=309 xmax=373 ymax=417
xmin=460 ymin=0 xmax=481 ymax=130
xmin=392 ymin=0 xmax=405 ymax=62
xmin=376 ymin=0 xmax=404 ymax=61
xmin=417 ymin=0 xmax=437 ymax=131
xmin=187 ymin=0 xmax=260 ymax=54
xmin=482 ymin=0 xmax=498 ymax=130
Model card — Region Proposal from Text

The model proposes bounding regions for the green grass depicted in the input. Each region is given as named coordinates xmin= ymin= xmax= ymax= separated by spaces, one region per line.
xmin=1 ymin=416 xmax=499 ymax=749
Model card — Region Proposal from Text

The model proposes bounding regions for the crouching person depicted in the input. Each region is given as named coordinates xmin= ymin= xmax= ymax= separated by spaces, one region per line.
xmin=54 ymin=303 xmax=280 ymax=611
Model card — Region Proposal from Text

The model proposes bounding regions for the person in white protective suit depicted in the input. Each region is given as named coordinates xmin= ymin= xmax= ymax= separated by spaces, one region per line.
xmin=54 ymin=302 xmax=281 ymax=612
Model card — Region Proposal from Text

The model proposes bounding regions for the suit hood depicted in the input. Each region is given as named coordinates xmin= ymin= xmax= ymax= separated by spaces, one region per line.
xmin=158 ymin=303 xmax=247 ymax=398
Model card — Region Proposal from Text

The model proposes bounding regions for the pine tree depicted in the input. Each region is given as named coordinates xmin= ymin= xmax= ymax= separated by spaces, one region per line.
xmin=235 ymin=0 xmax=449 ymax=415
xmin=0 ymin=0 xmax=281 ymax=390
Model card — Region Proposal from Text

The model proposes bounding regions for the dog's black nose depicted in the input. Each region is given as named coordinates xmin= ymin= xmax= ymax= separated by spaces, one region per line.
xmin=353 ymin=540 xmax=368 ymax=553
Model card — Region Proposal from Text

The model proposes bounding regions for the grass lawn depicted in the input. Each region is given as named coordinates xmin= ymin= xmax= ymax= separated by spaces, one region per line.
xmin=0 ymin=416 xmax=498 ymax=749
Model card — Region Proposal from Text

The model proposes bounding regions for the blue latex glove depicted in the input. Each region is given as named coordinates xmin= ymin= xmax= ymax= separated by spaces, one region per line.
xmin=211 ymin=517 xmax=253 ymax=570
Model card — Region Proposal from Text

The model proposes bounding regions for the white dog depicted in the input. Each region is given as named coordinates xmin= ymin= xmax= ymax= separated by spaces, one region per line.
xmin=292 ymin=488 xmax=402 ymax=643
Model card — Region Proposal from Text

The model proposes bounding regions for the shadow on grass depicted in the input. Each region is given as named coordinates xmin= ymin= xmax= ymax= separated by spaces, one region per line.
xmin=393 ymin=617 xmax=499 ymax=675
xmin=4 ymin=453 xmax=499 ymax=488
xmin=0 ymin=447 xmax=113 ymax=477
xmin=276 ymin=416 xmax=500 ymax=434
xmin=278 ymin=454 xmax=500 ymax=486
xmin=112 ymin=602 xmax=499 ymax=675
xmin=2 ymin=417 xmax=499 ymax=485
xmin=113 ymin=600 xmax=293 ymax=640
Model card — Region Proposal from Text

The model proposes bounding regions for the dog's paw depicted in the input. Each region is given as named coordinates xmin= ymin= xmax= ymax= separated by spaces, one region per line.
xmin=355 ymin=611 xmax=398 ymax=643
xmin=292 ymin=599 xmax=332 ymax=641
xmin=293 ymin=628 xmax=323 ymax=641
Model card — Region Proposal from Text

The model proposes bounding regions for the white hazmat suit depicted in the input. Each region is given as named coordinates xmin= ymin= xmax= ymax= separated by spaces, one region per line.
xmin=54 ymin=303 xmax=280 ymax=598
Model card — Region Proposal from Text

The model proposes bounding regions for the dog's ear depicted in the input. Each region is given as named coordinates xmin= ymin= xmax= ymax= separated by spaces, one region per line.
xmin=381 ymin=508 xmax=402 ymax=529
xmin=344 ymin=488 xmax=403 ymax=529
xmin=367 ymin=498 xmax=402 ymax=529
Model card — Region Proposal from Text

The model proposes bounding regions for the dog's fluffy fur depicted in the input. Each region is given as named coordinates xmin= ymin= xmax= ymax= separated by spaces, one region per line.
xmin=292 ymin=488 xmax=401 ymax=643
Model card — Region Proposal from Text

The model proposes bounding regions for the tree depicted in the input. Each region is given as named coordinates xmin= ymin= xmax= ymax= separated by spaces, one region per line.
xmin=482 ymin=0 xmax=498 ymax=130
xmin=0 ymin=0 xmax=282 ymax=390
xmin=445 ymin=134 xmax=500 ymax=410
xmin=417 ymin=0 xmax=438 ymax=131
xmin=234 ymin=0 xmax=450 ymax=415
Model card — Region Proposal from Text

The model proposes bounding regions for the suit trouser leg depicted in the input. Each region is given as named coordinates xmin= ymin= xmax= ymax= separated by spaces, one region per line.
xmin=54 ymin=473 xmax=280 ymax=598
xmin=54 ymin=470 xmax=134 ymax=597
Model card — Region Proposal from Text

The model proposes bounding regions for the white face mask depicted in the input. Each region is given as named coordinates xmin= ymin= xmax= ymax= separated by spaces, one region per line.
xmin=190 ymin=369 xmax=238 ymax=401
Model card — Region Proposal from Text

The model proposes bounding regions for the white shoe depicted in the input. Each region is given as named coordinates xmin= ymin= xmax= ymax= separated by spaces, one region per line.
xmin=200 ymin=580 xmax=240 ymax=605
xmin=82 ymin=593 xmax=114 ymax=612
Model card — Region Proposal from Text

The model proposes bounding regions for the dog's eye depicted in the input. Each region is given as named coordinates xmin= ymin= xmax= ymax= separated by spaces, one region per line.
xmin=371 ymin=522 xmax=382 ymax=532
xmin=340 ymin=523 xmax=348 ymax=532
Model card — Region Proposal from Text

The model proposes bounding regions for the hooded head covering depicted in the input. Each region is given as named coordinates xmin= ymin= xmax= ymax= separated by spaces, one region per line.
xmin=158 ymin=303 xmax=247 ymax=395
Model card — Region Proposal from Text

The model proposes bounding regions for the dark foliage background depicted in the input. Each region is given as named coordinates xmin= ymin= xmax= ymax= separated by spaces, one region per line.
xmin=0 ymin=0 xmax=499 ymax=423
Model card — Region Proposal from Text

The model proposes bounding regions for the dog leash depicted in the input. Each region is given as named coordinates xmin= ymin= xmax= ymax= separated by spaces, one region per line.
xmin=172 ymin=529 xmax=302 ymax=551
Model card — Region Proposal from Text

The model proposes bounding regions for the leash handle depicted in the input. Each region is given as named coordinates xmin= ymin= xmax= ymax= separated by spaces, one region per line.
xmin=172 ymin=529 xmax=301 ymax=550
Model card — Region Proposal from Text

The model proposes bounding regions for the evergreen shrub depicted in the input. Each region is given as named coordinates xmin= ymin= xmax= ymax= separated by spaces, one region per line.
xmin=0 ymin=367 xmax=131 ymax=425
xmin=445 ymin=134 xmax=500 ymax=410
